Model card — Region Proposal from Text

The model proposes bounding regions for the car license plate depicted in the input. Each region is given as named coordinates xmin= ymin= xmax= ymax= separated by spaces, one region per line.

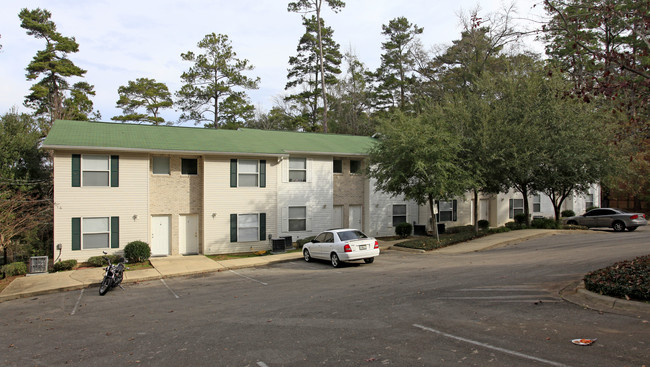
xmin=359 ymin=245 xmax=367 ymax=250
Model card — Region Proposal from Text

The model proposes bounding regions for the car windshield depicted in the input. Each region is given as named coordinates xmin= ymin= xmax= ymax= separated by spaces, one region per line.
xmin=337 ymin=230 xmax=367 ymax=241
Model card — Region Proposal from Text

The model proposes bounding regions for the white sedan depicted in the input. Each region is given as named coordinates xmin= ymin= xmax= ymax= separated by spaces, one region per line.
xmin=302 ymin=228 xmax=380 ymax=268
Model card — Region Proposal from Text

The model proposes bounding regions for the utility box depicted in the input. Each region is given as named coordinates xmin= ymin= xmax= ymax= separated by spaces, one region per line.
xmin=281 ymin=236 xmax=293 ymax=250
xmin=29 ymin=256 xmax=48 ymax=274
xmin=271 ymin=239 xmax=286 ymax=253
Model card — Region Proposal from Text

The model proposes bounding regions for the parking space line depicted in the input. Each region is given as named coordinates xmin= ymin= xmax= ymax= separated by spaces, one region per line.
xmin=160 ymin=279 xmax=180 ymax=299
xmin=70 ymin=289 xmax=84 ymax=316
xmin=413 ymin=324 xmax=571 ymax=367
xmin=228 ymin=270 xmax=268 ymax=286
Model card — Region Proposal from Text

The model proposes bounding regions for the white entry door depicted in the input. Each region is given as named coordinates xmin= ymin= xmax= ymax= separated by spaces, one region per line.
xmin=151 ymin=215 xmax=170 ymax=256
xmin=333 ymin=205 xmax=343 ymax=228
xmin=179 ymin=214 xmax=199 ymax=255
xmin=349 ymin=205 xmax=362 ymax=230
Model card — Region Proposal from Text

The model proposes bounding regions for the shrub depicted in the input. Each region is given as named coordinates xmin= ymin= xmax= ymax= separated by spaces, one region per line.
xmin=1 ymin=262 xmax=28 ymax=277
xmin=478 ymin=220 xmax=490 ymax=230
xmin=505 ymin=221 xmax=526 ymax=230
xmin=489 ymin=226 xmax=511 ymax=234
xmin=296 ymin=236 xmax=315 ymax=249
xmin=445 ymin=225 xmax=474 ymax=234
xmin=561 ymin=210 xmax=575 ymax=218
xmin=395 ymin=222 xmax=413 ymax=238
xmin=531 ymin=218 xmax=560 ymax=229
xmin=87 ymin=254 xmax=122 ymax=267
xmin=514 ymin=213 xmax=528 ymax=225
xmin=124 ymin=241 xmax=151 ymax=263
xmin=53 ymin=259 xmax=77 ymax=272
xmin=584 ymin=255 xmax=650 ymax=301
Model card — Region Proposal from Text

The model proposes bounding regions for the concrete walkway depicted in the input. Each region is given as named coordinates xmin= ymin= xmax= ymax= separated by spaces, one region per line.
xmin=1 ymin=229 xmax=648 ymax=316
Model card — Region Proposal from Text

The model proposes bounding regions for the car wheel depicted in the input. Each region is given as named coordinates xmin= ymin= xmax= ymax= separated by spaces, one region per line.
xmin=612 ymin=221 xmax=626 ymax=232
xmin=627 ymin=226 xmax=638 ymax=232
xmin=363 ymin=257 xmax=374 ymax=264
xmin=303 ymin=249 xmax=312 ymax=262
xmin=330 ymin=253 xmax=341 ymax=268
xmin=567 ymin=220 xmax=578 ymax=226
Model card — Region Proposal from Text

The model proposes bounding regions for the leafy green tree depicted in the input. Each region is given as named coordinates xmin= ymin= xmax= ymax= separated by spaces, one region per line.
xmin=370 ymin=17 xmax=423 ymax=113
xmin=423 ymin=8 xmax=519 ymax=233
xmin=543 ymin=0 xmax=650 ymax=207
xmin=112 ymin=78 xmax=173 ymax=125
xmin=0 ymin=110 xmax=49 ymax=185
xmin=368 ymin=110 xmax=475 ymax=241
xmin=0 ymin=110 xmax=52 ymax=262
xmin=19 ymin=8 xmax=98 ymax=129
xmin=518 ymin=68 xmax=616 ymax=220
xmin=176 ymin=33 xmax=260 ymax=129
xmin=285 ymin=16 xmax=342 ymax=132
xmin=329 ymin=51 xmax=375 ymax=136
xmin=288 ymin=0 xmax=345 ymax=133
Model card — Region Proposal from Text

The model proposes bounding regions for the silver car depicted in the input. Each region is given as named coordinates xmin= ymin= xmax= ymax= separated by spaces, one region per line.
xmin=302 ymin=229 xmax=380 ymax=268
xmin=564 ymin=208 xmax=647 ymax=232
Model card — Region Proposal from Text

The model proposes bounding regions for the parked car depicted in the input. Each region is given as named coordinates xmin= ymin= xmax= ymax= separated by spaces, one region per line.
xmin=302 ymin=229 xmax=380 ymax=268
xmin=563 ymin=208 xmax=647 ymax=232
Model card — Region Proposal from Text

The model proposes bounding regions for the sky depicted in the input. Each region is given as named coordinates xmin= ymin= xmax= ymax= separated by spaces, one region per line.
xmin=0 ymin=0 xmax=547 ymax=126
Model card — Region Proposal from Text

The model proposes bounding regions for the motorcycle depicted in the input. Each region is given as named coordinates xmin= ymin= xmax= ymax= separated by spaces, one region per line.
xmin=99 ymin=251 xmax=126 ymax=296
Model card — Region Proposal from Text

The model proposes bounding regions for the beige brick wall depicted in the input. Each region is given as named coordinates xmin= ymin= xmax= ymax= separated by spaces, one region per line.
xmin=333 ymin=158 xmax=366 ymax=229
xmin=150 ymin=155 xmax=203 ymax=255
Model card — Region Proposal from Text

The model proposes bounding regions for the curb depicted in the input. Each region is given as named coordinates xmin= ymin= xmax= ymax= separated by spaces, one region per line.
xmin=560 ymin=280 xmax=650 ymax=317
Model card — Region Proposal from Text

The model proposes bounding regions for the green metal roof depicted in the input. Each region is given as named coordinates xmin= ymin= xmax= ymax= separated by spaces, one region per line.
xmin=42 ymin=120 xmax=376 ymax=156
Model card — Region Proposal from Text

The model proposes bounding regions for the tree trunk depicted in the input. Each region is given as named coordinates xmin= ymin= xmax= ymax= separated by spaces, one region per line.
xmin=473 ymin=189 xmax=479 ymax=235
xmin=428 ymin=194 xmax=439 ymax=242
xmin=315 ymin=5 xmax=329 ymax=133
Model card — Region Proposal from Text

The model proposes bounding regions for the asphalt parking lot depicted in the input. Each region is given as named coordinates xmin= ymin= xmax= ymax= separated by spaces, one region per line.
xmin=1 ymin=230 xmax=648 ymax=366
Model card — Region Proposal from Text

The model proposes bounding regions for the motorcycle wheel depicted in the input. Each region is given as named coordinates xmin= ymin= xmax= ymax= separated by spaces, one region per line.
xmin=99 ymin=278 xmax=111 ymax=296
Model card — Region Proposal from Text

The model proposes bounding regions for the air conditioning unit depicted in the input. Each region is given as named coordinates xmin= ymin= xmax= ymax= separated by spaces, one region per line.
xmin=271 ymin=238 xmax=286 ymax=253
xmin=29 ymin=256 xmax=49 ymax=274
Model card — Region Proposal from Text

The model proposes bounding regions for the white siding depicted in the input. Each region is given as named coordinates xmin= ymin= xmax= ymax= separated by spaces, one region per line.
xmin=53 ymin=151 xmax=149 ymax=261
xmin=202 ymin=156 xmax=277 ymax=254
xmin=277 ymin=156 xmax=332 ymax=242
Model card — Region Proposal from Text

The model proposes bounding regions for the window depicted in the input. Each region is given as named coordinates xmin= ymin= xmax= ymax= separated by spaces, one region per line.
xmin=392 ymin=204 xmax=407 ymax=226
xmin=83 ymin=217 xmax=110 ymax=249
xmin=82 ymin=155 xmax=109 ymax=186
xmin=238 ymin=160 xmax=259 ymax=187
xmin=350 ymin=160 xmax=362 ymax=174
xmin=72 ymin=154 xmax=118 ymax=187
xmin=333 ymin=159 xmax=342 ymax=173
xmin=153 ymin=157 xmax=170 ymax=175
xmin=509 ymin=199 xmax=524 ymax=218
xmin=238 ymin=214 xmax=259 ymax=242
xmin=533 ymin=195 xmax=541 ymax=212
xmin=230 ymin=213 xmax=266 ymax=242
xmin=585 ymin=194 xmax=594 ymax=209
xmin=71 ymin=216 xmax=119 ymax=250
xmin=289 ymin=158 xmax=306 ymax=182
xmin=289 ymin=206 xmax=306 ymax=231
xmin=437 ymin=200 xmax=457 ymax=222
xmin=181 ymin=158 xmax=198 ymax=175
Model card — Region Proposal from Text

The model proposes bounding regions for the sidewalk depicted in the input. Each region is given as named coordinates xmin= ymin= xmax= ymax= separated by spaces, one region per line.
xmin=1 ymin=229 xmax=648 ymax=316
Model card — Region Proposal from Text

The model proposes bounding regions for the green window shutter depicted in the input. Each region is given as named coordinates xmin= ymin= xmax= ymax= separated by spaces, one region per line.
xmin=110 ymin=216 xmax=120 ymax=248
xmin=260 ymin=160 xmax=266 ymax=188
xmin=230 ymin=159 xmax=237 ymax=187
xmin=230 ymin=214 xmax=237 ymax=242
xmin=111 ymin=155 xmax=119 ymax=187
xmin=72 ymin=217 xmax=81 ymax=250
xmin=72 ymin=154 xmax=81 ymax=187
xmin=453 ymin=200 xmax=458 ymax=222
xmin=259 ymin=213 xmax=266 ymax=241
